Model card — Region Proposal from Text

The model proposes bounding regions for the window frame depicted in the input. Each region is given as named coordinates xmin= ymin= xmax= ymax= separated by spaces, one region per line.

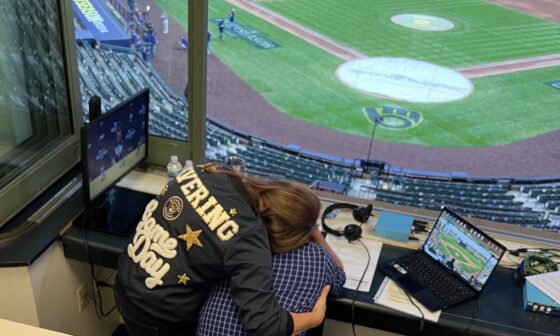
xmin=139 ymin=0 xmax=207 ymax=166
xmin=0 ymin=0 xmax=84 ymax=228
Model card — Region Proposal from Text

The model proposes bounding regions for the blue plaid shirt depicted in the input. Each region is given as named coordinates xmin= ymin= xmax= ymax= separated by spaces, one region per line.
xmin=197 ymin=242 xmax=346 ymax=336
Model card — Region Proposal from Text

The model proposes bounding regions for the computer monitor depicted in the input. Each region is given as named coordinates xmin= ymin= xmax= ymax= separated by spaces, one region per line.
xmin=81 ymin=89 xmax=149 ymax=207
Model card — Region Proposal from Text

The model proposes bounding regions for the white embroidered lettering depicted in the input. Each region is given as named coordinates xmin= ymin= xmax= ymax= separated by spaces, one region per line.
xmin=196 ymin=196 xmax=217 ymax=217
xmin=140 ymin=251 xmax=158 ymax=269
xmin=177 ymin=168 xmax=239 ymax=240
xmin=128 ymin=233 xmax=149 ymax=263
xmin=217 ymin=220 xmax=239 ymax=241
xmin=150 ymin=239 xmax=177 ymax=259
xmin=186 ymin=185 xmax=209 ymax=208
xmin=145 ymin=263 xmax=171 ymax=289
xmin=182 ymin=177 xmax=203 ymax=193
xmin=127 ymin=199 xmax=178 ymax=289
xmin=176 ymin=167 xmax=197 ymax=183
xmin=202 ymin=204 xmax=230 ymax=231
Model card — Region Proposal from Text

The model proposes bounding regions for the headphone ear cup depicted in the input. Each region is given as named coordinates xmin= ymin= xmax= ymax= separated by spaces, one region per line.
xmin=344 ymin=224 xmax=362 ymax=242
xmin=353 ymin=204 xmax=373 ymax=223
xmin=322 ymin=202 xmax=370 ymax=239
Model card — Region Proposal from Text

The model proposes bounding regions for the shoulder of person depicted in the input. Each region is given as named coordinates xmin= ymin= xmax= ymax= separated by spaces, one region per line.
xmin=309 ymin=242 xmax=340 ymax=265
xmin=301 ymin=242 xmax=332 ymax=258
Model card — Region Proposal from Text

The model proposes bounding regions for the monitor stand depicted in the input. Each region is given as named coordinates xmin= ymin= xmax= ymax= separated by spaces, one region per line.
xmin=90 ymin=195 xmax=108 ymax=230
xmin=79 ymin=187 xmax=154 ymax=237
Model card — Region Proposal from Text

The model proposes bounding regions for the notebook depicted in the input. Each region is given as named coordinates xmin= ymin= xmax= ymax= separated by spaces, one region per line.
xmin=379 ymin=207 xmax=506 ymax=312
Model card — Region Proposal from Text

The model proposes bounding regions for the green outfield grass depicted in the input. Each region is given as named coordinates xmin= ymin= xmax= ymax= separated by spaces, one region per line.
xmin=438 ymin=235 xmax=483 ymax=275
xmin=261 ymin=0 xmax=560 ymax=67
xmin=154 ymin=0 xmax=560 ymax=147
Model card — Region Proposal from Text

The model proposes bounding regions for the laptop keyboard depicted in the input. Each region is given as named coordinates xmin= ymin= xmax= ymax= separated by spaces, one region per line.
xmin=398 ymin=253 xmax=472 ymax=304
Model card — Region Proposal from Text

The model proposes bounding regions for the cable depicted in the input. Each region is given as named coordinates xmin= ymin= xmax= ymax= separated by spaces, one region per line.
xmin=404 ymin=292 xmax=425 ymax=334
xmin=501 ymin=253 xmax=521 ymax=268
xmin=523 ymin=253 xmax=559 ymax=275
xmin=510 ymin=247 xmax=560 ymax=257
xmin=80 ymin=212 xmax=117 ymax=318
xmin=510 ymin=248 xmax=560 ymax=285
xmin=351 ymin=238 xmax=371 ymax=336
xmin=463 ymin=297 xmax=479 ymax=335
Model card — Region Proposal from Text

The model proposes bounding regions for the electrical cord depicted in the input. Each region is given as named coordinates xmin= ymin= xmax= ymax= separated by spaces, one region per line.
xmin=351 ymin=238 xmax=371 ymax=336
xmin=404 ymin=292 xmax=425 ymax=334
xmin=394 ymin=246 xmax=426 ymax=334
xmin=80 ymin=212 xmax=117 ymax=318
xmin=462 ymin=297 xmax=479 ymax=335
xmin=510 ymin=247 xmax=560 ymax=256
xmin=522 ymin=253 xmax=559 ymax=275
xmin=509 ymin=248 xmax=560 ymax=285
xmin=503 ymin=252 xmax=522 ymax=268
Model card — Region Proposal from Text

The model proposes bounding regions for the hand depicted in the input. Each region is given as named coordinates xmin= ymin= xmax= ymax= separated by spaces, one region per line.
xmin=290 ymin=285 xmax=331 ymax=335
xmin=310 ymin=285 xmax=331 ymax=327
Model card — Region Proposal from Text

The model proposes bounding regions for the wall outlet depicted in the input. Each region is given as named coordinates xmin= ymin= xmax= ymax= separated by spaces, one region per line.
xmin=77 ymin=284 xmax=88 ymax=313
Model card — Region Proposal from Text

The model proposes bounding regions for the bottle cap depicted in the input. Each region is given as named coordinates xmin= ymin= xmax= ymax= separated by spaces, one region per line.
xmin=171 ymin=155 xmax=178 ymax=163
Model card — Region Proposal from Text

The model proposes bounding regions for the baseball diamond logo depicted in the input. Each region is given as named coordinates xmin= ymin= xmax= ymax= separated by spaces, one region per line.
xmin=363 ymin=106 xmax=423 ymax=130
xmin=213 ymin=19 xmax=280 ymax=49
xmin=163 ymin=196 xmax=184 ymax=221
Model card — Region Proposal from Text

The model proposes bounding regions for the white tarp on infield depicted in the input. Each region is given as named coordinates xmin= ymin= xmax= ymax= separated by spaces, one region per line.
xmin=336 ymin=57 xmax=473 ymax=103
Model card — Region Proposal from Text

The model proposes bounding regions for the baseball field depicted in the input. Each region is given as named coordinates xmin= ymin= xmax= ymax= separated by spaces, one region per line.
xmin=436 ymin=233 xmax=485 ymax=276
xmin=154 ymin=0 xmax=560 ymax=149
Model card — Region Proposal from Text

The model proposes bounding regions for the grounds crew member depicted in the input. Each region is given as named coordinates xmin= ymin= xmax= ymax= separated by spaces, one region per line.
xmin=115 ymin=164 xmax=330 ymax=335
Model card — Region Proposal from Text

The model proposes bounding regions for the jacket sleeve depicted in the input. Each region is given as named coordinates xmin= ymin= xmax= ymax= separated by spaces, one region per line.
xmin=223 ymin=226 xmax=292 ymax=336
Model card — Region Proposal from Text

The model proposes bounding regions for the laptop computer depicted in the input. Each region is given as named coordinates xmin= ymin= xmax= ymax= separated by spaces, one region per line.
xmin=380 ymin=207 xmax=506 ymax=312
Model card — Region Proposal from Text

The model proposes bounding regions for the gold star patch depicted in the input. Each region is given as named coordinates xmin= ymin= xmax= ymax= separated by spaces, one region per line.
xmin=160 ymin=184 xmax=168 ymax=196
xmin=178 ymin=225 xmax=203 ymax=251
xmin=229 ymin=208 xmax=237 ymax=216
xmin=177 ymin=273 xmax=190 ymax=285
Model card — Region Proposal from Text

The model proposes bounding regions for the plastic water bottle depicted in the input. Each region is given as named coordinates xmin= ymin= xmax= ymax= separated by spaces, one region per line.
xmin=185 ymin=160 xmax=193 ymax=170
xmin=167 ymin=155 xmax=182 ymax=178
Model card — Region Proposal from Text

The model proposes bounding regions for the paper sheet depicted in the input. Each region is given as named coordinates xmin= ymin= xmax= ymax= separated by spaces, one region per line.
xmin=325 ymin=235 xmax=382 ymax=292
xmin=374 ymin=277 xmax=442 ymax=322
xmin=526 ymin=271 xmax=560 ymax=304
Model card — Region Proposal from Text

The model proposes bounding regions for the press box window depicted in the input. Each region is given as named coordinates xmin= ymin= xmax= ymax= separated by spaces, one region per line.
xmin=0 ymin=0 xmax=81 ymax=228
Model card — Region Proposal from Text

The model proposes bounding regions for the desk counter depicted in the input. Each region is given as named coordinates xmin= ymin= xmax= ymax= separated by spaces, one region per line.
xmin=62 ymin=226 xmax=560 ymax=336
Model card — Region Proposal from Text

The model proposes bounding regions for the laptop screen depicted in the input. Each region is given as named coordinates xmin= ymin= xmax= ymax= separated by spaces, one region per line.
xmin=423 ymin=208 xmax=506 ymax=292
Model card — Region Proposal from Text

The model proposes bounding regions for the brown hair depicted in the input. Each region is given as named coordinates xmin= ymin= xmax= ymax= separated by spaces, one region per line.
xmin=206 ymin=165 xmax=320 ymax=253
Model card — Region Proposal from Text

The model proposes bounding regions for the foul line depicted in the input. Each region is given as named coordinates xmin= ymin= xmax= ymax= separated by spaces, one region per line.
xmin=458 ymin=54 xmax=560 ymax=78
xmin=226 ymin=0 xmax=366 ymax=60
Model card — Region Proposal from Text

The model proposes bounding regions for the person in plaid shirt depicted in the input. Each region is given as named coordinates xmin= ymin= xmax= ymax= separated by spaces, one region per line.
xmin=197 ymin=201 xmax=346 ymax=335
xmin=115 ymin=165 xmax=331 ymax=336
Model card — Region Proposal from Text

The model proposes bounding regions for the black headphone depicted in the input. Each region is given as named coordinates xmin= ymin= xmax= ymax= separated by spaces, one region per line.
xmin=321 ymin=203 xmax=373 ymax=242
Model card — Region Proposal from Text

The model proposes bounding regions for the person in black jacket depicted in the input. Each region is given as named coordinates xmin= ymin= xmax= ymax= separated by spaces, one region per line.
xmin=115 ymin=164 xmax=330 ymax=336
xmin=197 ymin=176 xmax=345 ymax=335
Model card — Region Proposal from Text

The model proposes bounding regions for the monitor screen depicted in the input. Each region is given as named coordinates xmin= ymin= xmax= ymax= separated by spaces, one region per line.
xmin=423 ymin=208 xmax=506 ymax=292
xmin=81 ymin=89 xmax=149 ymax=203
